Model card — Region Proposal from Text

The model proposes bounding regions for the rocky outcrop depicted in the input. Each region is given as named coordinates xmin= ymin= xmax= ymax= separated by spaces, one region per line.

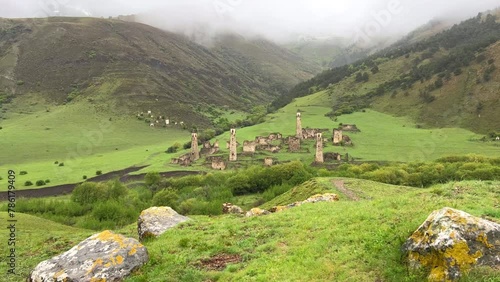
xmin=245 ymin=208 xmax=271 ymax=217
xmin=303 ymin=193 xmax=339 ymax=204
xmin=403 ymin=207 xmax=500 ymax=281
xmin=138 ymin=207 xmax=190 ymax=241
xmin=29 ymin=230 xmax=148 ymax=282
xmin=222 ymin=203 xmax=244 ymax=215
xmin=269 ymin=193 xmax=339 ymax=213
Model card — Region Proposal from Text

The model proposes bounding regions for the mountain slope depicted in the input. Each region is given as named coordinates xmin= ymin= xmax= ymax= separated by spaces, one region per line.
xmin=0 ymin=17 xmax=319 ymax=126
xmin=273 ymin=12 xmax=500 ymax=134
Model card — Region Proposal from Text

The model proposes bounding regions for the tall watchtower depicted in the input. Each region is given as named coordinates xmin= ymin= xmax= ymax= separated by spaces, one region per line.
xmin=191 ymin=133 xmax=200 ymax=161
xmin=315 ymin=133 xmax=324 ymax=163
xmin=296 ymin=112 xmax=303 ymax=139
xmin=229 ymin=129 xmax=237 ymax=161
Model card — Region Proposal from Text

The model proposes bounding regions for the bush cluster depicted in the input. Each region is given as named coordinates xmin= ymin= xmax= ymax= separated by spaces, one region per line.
xmin=329 ymin=155 xmax=500 ymax=187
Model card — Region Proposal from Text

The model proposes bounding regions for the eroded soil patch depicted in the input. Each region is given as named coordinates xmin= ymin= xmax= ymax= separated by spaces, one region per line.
xmin=198 ymin=254 xmax=242 ymax=271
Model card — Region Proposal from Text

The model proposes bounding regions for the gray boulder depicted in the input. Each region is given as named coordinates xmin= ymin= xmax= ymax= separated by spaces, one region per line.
xmin=138 ymin=206 xmax=189 ymax=241
xmin=403 ymin=207 xmax=500 ymax=281
xmin=222 ymin=203 xmax=244 ymax=215
xmin=29 ymin=230 xmax=148 ymax=282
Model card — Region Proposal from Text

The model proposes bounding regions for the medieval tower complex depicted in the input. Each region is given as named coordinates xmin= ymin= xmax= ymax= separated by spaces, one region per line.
xmin=229 ymin=128 xmax=237 ymax=161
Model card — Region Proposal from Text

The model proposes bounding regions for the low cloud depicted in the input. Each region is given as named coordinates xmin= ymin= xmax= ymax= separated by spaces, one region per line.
xmin=1 ymin=0 xmax=499 ymax=43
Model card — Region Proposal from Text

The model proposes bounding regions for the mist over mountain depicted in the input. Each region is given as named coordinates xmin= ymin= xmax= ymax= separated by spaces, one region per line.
xmin=2 ymin=0 xmax=499 ymax=46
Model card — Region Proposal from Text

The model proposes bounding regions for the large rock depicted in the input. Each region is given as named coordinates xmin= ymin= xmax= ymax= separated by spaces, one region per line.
xmin=138 ymin=206 xmax=189 ymax=241
xmin=222 ymin=203 xmax=244 ymax=215
xmin=29 ymin=230 xmax=148 ymax=282
xmin=245 ymin=208 xmax=271 ymax=217
xmin=403 ymin=207 xmax=500 ymax=281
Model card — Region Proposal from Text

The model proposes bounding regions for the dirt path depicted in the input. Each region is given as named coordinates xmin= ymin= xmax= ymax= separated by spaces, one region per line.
xmin=331 ymin=179 xmax=360 ymax=201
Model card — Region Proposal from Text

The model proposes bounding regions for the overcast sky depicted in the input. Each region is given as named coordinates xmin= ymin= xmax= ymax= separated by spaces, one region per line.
xmin=1 ymin=0 xmax=499 ymax=42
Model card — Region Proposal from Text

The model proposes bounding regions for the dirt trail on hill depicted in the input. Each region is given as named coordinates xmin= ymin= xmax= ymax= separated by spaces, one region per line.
xmin=0 ymin=166 xmax=202 ymax=201
xmin=331 ymin=179 xmax=360 ymax=201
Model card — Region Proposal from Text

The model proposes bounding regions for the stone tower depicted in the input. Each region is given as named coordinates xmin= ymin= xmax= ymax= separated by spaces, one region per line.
xmin=296 ymin=112 xmax=303 ymax=139
xmin=333 ymin=129 xmax=343 ymax=145
xmin=229 ymin=128 xmax=237 ymax=161
xmin=315 ymin=133 xmax=324 ymax=163
xmin=191 ymin=133 xmax=200 ymax=161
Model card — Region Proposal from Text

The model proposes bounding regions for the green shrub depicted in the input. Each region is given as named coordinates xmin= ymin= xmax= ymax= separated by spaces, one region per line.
xmin=25 ymin=181 xmax=33 ymax=186
xmin=166 ymin=142 xmax=182 ymax=153
xmin=92 ymin=200 xmax=135 ymax=225
xmin=20 ymin=171 xmax=28 ymax=175
xmin=178 ymin=198 xmax=197 ymax=215
xmin=72 ymin=180 xmax=128 ymax=205
xmin=83 ymin=175 xmax=87 ymax=180
xmin=59 ymin=162 xmax=64 ymax=166
xmin=36 ymin=180 xmax=46 ymax=186
xmin=145 ymin=172 xmax=161 ymax=188
xmin=72 ymin=182 xmax=102 ymax=205
xmin=96 ymin=170 xmax=102 ymax=175
xmin=45 ymin=179 xmax=50 ymax=184
xmin=152 ymin=189 xmax=179 ymax=210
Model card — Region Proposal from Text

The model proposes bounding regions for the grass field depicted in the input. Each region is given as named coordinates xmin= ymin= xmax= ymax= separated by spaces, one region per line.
xmin=3 ymin=178 xmax=498 ymax=281
xmin=0 ymin=101 xmax=190 ymax=189
xmin=1 ymin=89 xmax=498 ymax=190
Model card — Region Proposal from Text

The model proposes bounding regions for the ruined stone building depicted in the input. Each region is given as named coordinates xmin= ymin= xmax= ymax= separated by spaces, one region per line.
xmin=288 ymin=136 xmax=301 ymax=152
xmin=200 ymin=141 xmax=219 ymax=156
xmin=333 ymin=129 xmax=343 ymax=145
xmin=255 ymin=133 xmax=283 ymax=146
xmin=211 ymin=157 xmax=226 ymax=170
xmin=315 ymin=133 xmax=324 ymax=163
xmin=340 ymin=124 xmax=360 ymax=132
xmin=191 ymin=133 xmax=200 ymax=161
xmin=333 ymin=128 xmax=353 ymax=146
xmin=324 ymin=152 xmax=342 ymax=162
xmin=243 ymin=141 xmax=257 ymax=154
xmin=302 ymin=128 xmax=326 ymax=139
xmin=342 ymin=135 xmax=353 ymax=146
xmin=229 ymin=129 xmax=237 ymax=161
xmin=171 ymin=154 xmax=191 ymax=166
xmin=264 ymin=157 xmax=274 ymax=166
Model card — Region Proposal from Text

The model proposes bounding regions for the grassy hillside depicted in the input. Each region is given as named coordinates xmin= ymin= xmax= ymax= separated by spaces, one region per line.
xmin=124 ymin=179 xmax=500 ymax=282
xmin=274 ymin=12 xmax=500 ymax=134
xmin=0 ymin=17 xmax=319 ymax=127
xmin=4 ymin=179 xmax=498 ymax=281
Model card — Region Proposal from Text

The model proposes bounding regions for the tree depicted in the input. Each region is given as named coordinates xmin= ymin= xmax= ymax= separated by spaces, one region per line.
xmin=145 ymin=172 xmax=161 ymax=188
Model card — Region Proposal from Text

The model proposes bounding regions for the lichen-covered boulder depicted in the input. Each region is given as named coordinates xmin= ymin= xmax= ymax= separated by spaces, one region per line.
xmin=269 ymin=205 xmax=290 ymax=213
xmin=138 ymin=206 xmax=189 ymax=241
xmin=245 ymin=208 xmax=271 ymax=217
xmin=29 ymin=230 xmax=148 ymax=282
xmin=403 ymin=207 xmax=500 ymax=281
xmin=222 ymin=203 xmax=244 ymax=215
